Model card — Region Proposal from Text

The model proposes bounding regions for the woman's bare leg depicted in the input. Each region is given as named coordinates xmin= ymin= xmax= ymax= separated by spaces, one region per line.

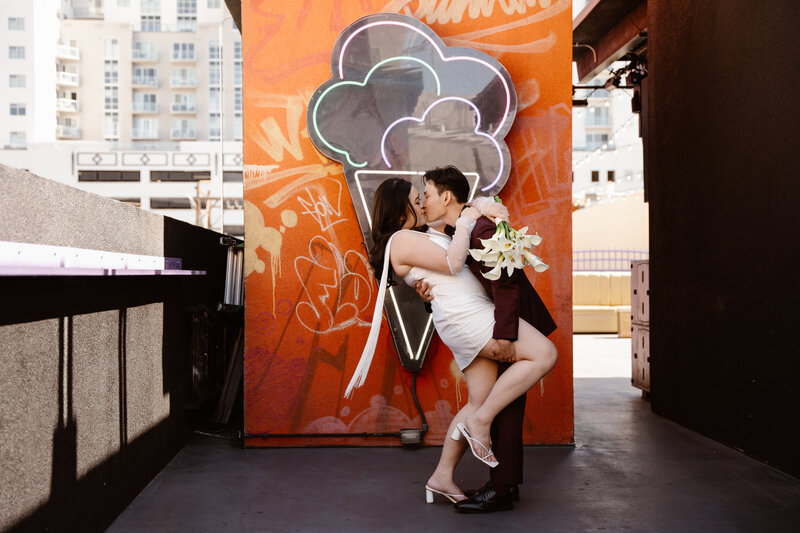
xmin=426 ymin=356 xmax=498 ymax=497
xmin=465 ymin=319 xmax=558 ymax=450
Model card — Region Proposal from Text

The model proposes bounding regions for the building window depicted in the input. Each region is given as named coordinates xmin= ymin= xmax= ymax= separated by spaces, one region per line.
xmin=209 ymin=61 xmax=220 ymax=86
xmin=9 ymin=74 xmax=25 ymax=87
xmin=132 ymin=41 xmax=157 ymax=60
xmin=172 ymin=93 xmax=195 ymax=112
xmin=207 ymin=0 xmax=220 ymax=8
xmin=10 ymin=103 xmax=26 ymax=116
xmin=104 ymin=39 xmax=119 ymax=59
xmin=177 ymin=0 xmax=197 ymax=32
xmin=172 ymin=118 xmax=196 ymax=139
xmin=133 ymin=67 xmax=157 ymax=86
xmin=104 ymin=87 xmax=119 ymax=109
xmin=209 ymin=88 xmax=220 ymax=112
xmin=172 ymin=43 xmax=195 ymax=61
xmin=8 ymin=17 xmax=24 ymax=30
xmin=9 ymin=131 xmax=27 ymax=147
xmin=132 ymin=117 xmax=158 ymax=139
xmin=133 ymin=93 xmax=157 ymax=112
xmin=234 ymin=40 xmax=242 ymax=61
xmin=9 ymin=46 xmax=25 ymax=59
xmin=586 ymin=106 xmax=610 ymax=126
xmin=209 ymin=41 xmax=219 ymax=60
xmin=150 ymin=171 xmax=211 ymax=183
xmin=104 ymin=113 xmax=119 ymax=140
xmin=79 ymin=170 xmax=139 ymax=182
xmin=104 ymin=60 xmax=119 ymax=85
xmin=591 ymin=170 xmax=600 ymax=183
xmin=117 ymin=0 xmax=131 ymax=6
xmin=171 ymin=67 xmax=196 ymax=86
xmin=233 ymin=114 xmax=242 ymax=141
xmin=234 ymin=87 xmax=242 ymax=112
xmin=141 ymin=0 xmax=160 ymax=12
xmin=140 ymin=15 xmax=161 ymax=31
xmin=114 ymin=198 xmax=141 ymax=207
xmin=585 ymin=133 xmax=609 ymax=150
xmin=223 ymin=171 xmax=243 ymax=182
xmin=234 ymin=63 xmax=242 ymax=87
xmin=607 ymin=170 xmax=615 ymax=182
xmin=209 ymin=113 xmax=220 ymax=139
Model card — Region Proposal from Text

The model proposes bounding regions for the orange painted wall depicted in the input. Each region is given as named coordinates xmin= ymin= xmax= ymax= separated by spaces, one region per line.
xmin=242 ymin=0 xmax=573 ymax=447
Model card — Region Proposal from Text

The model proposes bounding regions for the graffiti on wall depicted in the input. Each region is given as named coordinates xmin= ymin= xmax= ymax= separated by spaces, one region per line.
xmin=243 ymin=0 xmax=574 ymax=446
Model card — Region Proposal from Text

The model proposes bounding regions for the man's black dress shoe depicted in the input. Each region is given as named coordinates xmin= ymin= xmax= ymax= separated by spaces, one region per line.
xmin=463 ymin=481 xmax=519 ymax=502
xmin=454 ymin=484 xmax=513 ymax=513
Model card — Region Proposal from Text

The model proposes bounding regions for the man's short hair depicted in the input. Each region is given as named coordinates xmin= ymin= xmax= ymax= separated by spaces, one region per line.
xmin=423 ymin=166 xmax=470 ymax=203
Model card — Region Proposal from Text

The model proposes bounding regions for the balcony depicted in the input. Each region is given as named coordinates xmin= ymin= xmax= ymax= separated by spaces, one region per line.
xmin=56 ymin=71 xmax=80 ymax=87
xmin=56 ymin=44 xmax=80 ymax=61
xmin=132 ymin=128 xmax=159 ymax=140
xmin=170 ymin=52 xmax=196 ymax=63
xmin=132 ymin=47 xmax=158 ymax=62
xmin=171 ymin=129 xmax=197 ymax=140
xmin=56 ymin=98 xmax=79 ymax=113
xmin=170 ymin=77 xmax=197 ymax=88
xmin=132 ymin=76 xmax=158 ymax=88
xmin=56 ymin=125 xmax=80 ymax=139
xmin=132 ymin=102 xmax=159 ymax=114
xmin=170 ymin=103 xmax=197 ymax=114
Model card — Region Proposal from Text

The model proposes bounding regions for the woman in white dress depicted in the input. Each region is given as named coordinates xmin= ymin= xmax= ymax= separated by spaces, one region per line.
xmin=349 ymin=177 xmax=558 ymax=503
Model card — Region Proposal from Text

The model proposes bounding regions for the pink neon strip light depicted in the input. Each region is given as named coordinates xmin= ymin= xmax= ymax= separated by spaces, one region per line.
xmin=380 ymin=97 xmax=505 ymax=192
xmin=338 ymin=20 xmax=511 ymax=138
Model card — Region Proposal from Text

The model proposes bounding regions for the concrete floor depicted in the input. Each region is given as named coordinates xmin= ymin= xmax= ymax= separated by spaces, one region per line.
xmin=110 ymin=336 xmax=800 ymax=532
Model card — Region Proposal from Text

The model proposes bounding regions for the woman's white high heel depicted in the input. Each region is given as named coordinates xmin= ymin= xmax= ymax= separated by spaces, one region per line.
xmin=455 ymin=422 xmax=499 ymax=468
xmin=425 ymin=485 xmax=465 ymax=503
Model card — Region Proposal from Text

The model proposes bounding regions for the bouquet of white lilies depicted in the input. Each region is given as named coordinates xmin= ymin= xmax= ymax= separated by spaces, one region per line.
xmin=469 ymin=198 xmax=549 ymax=281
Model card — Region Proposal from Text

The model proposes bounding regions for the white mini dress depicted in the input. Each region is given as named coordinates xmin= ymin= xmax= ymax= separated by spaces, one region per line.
xmin=402 ymin=231 xmax=495 ymax=370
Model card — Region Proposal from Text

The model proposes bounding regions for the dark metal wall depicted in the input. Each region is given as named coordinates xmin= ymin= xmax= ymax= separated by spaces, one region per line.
xmin=646 ymin=1 xmax=800 ymax=477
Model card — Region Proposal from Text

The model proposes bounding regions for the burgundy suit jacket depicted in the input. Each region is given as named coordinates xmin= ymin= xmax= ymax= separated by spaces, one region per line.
xmin=467 ymin=216 xmax=557 ymax=340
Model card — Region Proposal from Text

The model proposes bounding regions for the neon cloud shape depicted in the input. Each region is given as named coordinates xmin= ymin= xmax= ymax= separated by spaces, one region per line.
xmin=311 ymin=56 xmax=442 ymax=169
xmin=337 ymin=20 xmax=512 ymax=138
xmin=380 ymin=97 xmax=505 ymax=191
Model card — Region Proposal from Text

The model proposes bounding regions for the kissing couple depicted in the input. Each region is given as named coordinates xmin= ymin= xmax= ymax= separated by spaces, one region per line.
xmin=348 ymin=166 xmax=558 ymax=513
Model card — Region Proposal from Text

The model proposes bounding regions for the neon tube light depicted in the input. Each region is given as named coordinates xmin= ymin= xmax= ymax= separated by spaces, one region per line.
xmin=338 ymin=20 xmax=511 ymax=138
xmin=312 ymin=56 xmax=441 ymax=168
xmin=380 ymin=97 xmax=504 ymax=191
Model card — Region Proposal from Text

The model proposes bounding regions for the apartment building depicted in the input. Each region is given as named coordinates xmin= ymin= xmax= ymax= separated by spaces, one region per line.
xmin=0 ymin=0 xmax=243 ymax=235
xmin=572 ymin=71 xmax=644 ymax=205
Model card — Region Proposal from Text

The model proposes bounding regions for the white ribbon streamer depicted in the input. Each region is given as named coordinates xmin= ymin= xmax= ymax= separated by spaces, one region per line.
xmin=344 ymin=232 xmax=396 ymax=398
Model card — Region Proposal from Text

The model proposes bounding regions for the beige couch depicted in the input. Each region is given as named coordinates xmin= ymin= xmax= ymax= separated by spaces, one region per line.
xmin=573 ymin=272 xmax=631 ymax=337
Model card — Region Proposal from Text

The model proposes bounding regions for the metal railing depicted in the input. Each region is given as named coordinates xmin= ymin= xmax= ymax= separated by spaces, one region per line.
xmin=56 ymin=44 xmax=80 ymax=60
xmin=132 ymin=46 xmax=158 ymax=61
xmin=132 ymin=102 xmax=158 ymax=113
xmin=56 ymin=71 xmax=80 ymax=86
xmin=171 ymin=129 xmax=197 ymax=139
xmin=170 ymin=77 xmax=197 ymax=88
xmin=56 ymin=98 xmax=79 ymax=112
xmin=573 ymin=249 xmax=649 ymax=272
xmin=132 ymin=128 xmax=159 ymax=140
xmin=132 ymin=76 xmax=158 ymax=88
xmin=56 ymin=125 xmax=80 ymax=138
xmin=171 ymin=103 xmax=197 ymax=113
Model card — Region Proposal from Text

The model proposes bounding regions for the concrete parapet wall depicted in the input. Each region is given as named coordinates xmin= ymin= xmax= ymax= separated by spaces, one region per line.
xmin=0 ymin=164 xmax=228 ymax=530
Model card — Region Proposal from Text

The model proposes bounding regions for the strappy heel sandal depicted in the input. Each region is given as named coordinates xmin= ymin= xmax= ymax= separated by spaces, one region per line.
xmin=425 ymin=485 xmax=465 ymax=503
xmin=452 ymin=422 xmax=499 ymax=468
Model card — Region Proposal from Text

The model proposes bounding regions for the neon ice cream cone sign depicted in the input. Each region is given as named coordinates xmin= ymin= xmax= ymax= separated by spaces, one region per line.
xmin=307 ymin=13 xmax=517 ymax=371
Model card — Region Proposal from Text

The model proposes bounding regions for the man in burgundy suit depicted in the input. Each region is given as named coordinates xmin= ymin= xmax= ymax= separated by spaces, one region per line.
xmin=416 ymin=166 xmax=557 ymax=513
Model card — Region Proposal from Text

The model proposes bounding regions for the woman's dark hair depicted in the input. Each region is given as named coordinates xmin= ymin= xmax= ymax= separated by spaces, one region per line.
xmin=369 ymin=178 xmax=420 ymax=277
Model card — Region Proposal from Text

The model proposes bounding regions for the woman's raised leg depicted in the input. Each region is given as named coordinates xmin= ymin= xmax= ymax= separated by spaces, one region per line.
xmin=426 ymin=356 xmax=498 ymax=498
xmin=464 ymin=319 xmax=558 ymax=451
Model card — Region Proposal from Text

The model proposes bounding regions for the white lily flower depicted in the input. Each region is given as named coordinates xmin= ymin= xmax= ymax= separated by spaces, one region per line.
xmin=483 ymin=264 xmax=503 ymax=280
